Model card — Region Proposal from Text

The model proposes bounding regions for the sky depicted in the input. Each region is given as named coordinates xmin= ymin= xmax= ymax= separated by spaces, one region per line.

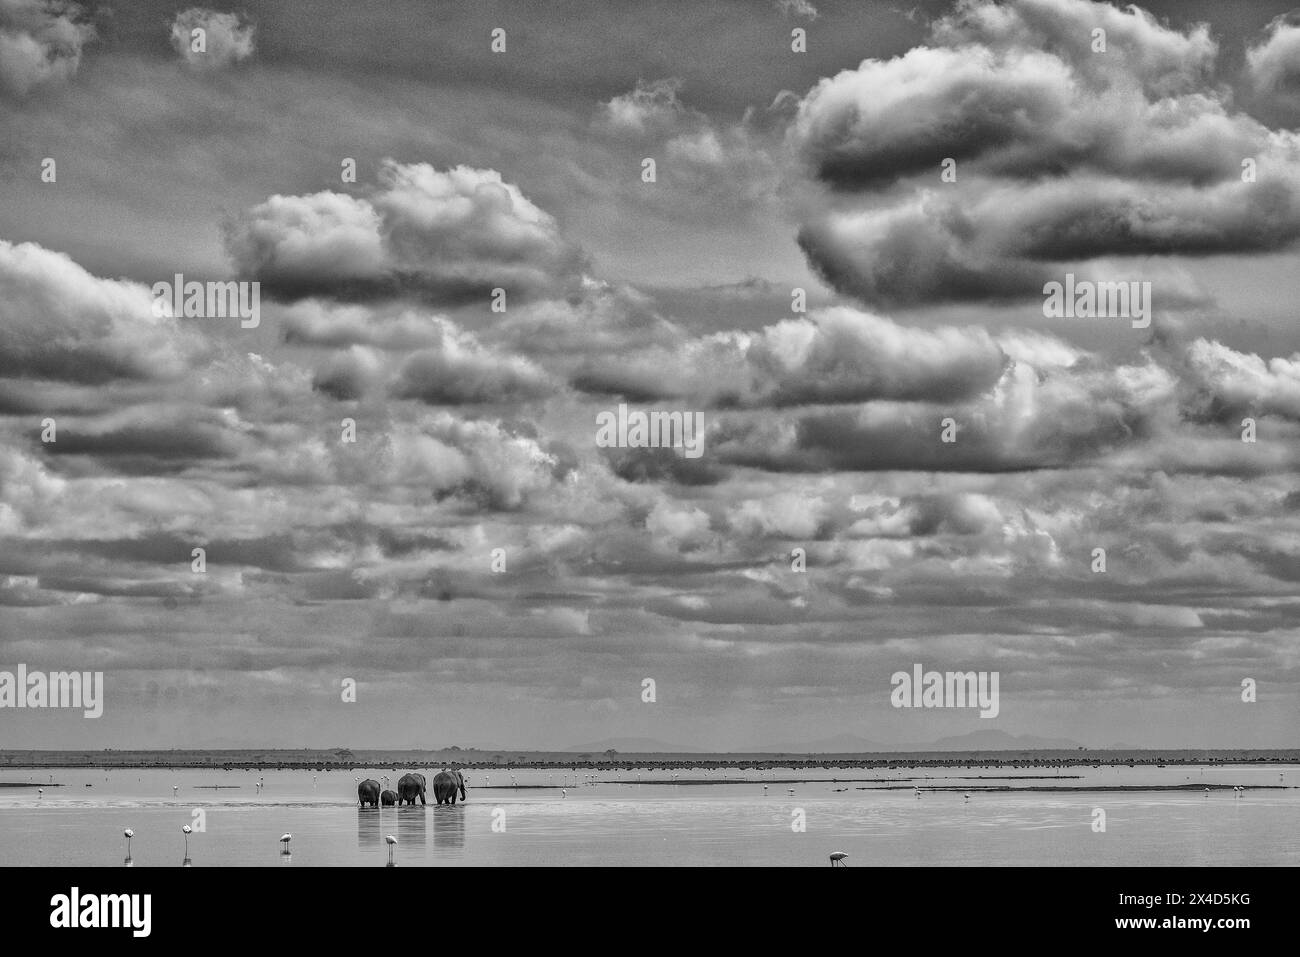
xmin=0 ymin=0 xmax=1298 ymax=750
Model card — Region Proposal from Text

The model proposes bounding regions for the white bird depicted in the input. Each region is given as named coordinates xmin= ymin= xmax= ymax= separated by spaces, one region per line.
xmin=385 ymin=833 xmax=397 ymax=865
xmin=172 ymin=785 xmax=178 ymax=796
xmin=123 ymin=828 xmax=133 ymax=854
xmin=964 ymin=792 xmax=970 ymax=801
xmin=561 ymin=788 xmax=567 ymax=798
xmin=182 ymin=824 xmax=192 ymax=855
xmin=37 ymin=788 xmax=43 ymax=799
xmin=829 ymin=851 xmax=848 ymax=867
xmin=279 ymin=832 xmax=292 ymax=844
xmin=385 ymin=834 xmax=396 ymax=845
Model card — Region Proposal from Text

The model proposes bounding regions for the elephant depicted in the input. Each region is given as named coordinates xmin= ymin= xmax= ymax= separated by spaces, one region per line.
xmin=433 ymin=769 xmax=466 ymax=805
xmin=357 ymin=778 xmax=381 ymax=808
xmin=396 ymin=772 xmax=427 ymax=806
xmin=380 ymin=789 xmax=397 ymax=806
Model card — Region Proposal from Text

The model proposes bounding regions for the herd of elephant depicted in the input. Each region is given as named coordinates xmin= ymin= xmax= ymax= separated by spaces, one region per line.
xmin=357 ymin=770 xmax=466 ymax=808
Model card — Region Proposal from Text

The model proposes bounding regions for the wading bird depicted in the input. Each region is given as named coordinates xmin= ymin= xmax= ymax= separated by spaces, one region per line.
xmin=182 ymin=824 xmax=192 ymax=856
xmin=829 ymin=851 xmax=848 ymax=867
xmin=123 ymin=828 xmax=133 ymax=855
xmin=385 ymin=834 xmax=397 ymax=865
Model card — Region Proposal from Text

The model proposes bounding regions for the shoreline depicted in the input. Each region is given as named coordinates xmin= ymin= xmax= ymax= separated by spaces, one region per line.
xmin=2 ymin=748 xmax=1297 ymax=771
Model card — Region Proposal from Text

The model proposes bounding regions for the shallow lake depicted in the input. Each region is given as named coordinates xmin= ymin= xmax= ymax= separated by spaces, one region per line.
xmin=1 ymin=764 xmax=1296 ymax=866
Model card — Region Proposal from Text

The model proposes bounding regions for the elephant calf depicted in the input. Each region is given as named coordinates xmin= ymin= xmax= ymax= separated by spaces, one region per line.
xmin=380 ymin=789 xmax=397 ymax=806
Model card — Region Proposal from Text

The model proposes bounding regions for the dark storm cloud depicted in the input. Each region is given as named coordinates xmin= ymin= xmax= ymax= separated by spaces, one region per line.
xmin=36 ymin=413 xmax=242 ymax=464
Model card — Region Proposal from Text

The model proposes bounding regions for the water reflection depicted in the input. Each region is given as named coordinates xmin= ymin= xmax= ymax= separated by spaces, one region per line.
xmin=433 ymin=806 xmax=464 ymax=854
xmin=357 ymin=808 xmax=381 ymax=849
xmin=397 ymin=806 xmax=427 ymax=852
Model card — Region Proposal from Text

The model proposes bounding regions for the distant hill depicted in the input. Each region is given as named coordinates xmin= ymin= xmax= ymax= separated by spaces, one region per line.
xmin=744 ymin=734 xmax=891 ymax=753
xmin=926 ymin=730 xmax=1083 ymax=751
xmin=746 ymin=729 xmax=1084 ymax=753
xmin=563 ymin=737 xmax=707 ymax=753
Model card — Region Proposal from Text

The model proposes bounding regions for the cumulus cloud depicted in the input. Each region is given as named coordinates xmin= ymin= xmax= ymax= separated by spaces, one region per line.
xmin=775 ymin=0 xmax=818 ymax=20
xmin=597 ymin=77 xmax=689 ymax=135
xmin=573 ymin=306 xmax=1012 ymax=407
xmin=169 ymin=8 xmax=255 ymax=69
xmin=788 ymin=0 xmax=1300 ymax=308
xmin=0 ymin=0 xmax=94 ymax=96
xmin=1246 ymin=14 xmax=1300 ymax=93
xmin=225 ymin=160 xmax=586 ymax=304
xmin=0 ymin=240 xmax=202 ymax=383
xmin=389 ymin=319 xmax=555 ymax=405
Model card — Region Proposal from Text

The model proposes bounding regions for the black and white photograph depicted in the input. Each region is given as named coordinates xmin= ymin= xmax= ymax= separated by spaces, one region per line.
xmin=0 ymin=0 xmax=1295 ymax=927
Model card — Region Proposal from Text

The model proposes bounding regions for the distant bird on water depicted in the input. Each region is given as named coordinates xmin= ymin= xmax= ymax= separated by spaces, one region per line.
xmin=182 ymin=824 xmax=192 ymax=855
xmin=829 ymin=851 xmax=848 ymax=867
xmin=123 ymin=828 xmax=134 ymax=855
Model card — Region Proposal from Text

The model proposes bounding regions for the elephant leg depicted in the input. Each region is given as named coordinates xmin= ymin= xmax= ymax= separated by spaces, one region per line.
xmin=419 ymin=792 xmax=425 ymax=805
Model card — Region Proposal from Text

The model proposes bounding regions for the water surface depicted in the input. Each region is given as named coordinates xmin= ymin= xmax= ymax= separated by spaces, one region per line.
xmin=1 ymin=764 xmax=1295 ymax=866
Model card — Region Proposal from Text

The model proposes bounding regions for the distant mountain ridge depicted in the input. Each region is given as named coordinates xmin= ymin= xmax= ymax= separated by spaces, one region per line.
xmin=742 ymin=730 xmax=1085 ymax=753
xmin=563 ymin=737 xmax=707 ymax=753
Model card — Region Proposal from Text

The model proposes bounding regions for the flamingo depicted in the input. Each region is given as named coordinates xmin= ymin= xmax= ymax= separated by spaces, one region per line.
xmin=124 ymin=828 xmax=134 ymax=855
xmin=172 ymin=785 xmax=178 ymax=796
xmin=561 ymin=788 xmax=567 ymax=799
xmin=829 ymin=851 xmax=848 ymax=867
xmin=182 ymin=824 xmax=192 ymax=856
xmin=385 ymin=834 xmax=397 ymax=865
xmin=37 ymin=788 xmax=43 ymax=800
xmin=279 ymin=832 xmax=292 ymax=856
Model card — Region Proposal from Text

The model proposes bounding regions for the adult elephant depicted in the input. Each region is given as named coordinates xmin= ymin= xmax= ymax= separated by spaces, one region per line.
xmin=396 ymin=772 xmax=427 ymax=806
xmin=433 ymin=769 xmax=466 ymax=805
xmin=357 ymin=778 xmax=381 ymax=808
